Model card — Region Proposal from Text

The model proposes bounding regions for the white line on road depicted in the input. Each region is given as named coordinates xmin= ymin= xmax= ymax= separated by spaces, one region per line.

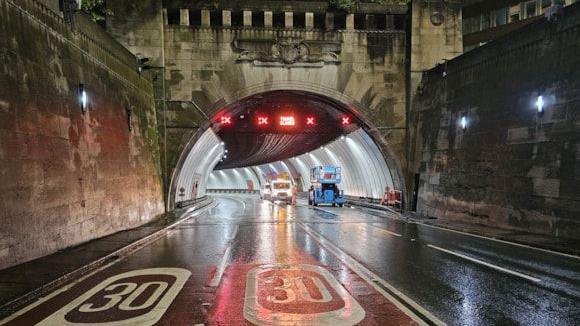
xmin=368 ymin=224 xmax=402 ymax=237
xmin=209 ymin=224 xmax=239 ymax=287
xmin=417 ymin=222 xmax=580 ymax=260
xmin=427 ymin=244 xmax=541 ymax=283
xmin=0 ymin=260 xmax=119 ymax=325
xmin=209 ymin=246 xmax=232 ymax=287
xmin=298 ymin=222 xmax=445 ymax=326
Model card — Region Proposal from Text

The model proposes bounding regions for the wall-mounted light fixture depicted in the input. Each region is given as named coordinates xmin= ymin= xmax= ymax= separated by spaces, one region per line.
xmin=137 ymin=57 xmax=150 ymax=75
xmin=535 ymin=95 xmax=545 ymax=116
xmin=460 ymin=115 xmax=467 ymax=131
xmin=79 ymin=83 xmax=88 ymax=113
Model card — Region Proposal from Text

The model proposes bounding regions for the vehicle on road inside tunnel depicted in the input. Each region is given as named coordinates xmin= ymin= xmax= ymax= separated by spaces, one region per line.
xmin=271 ymin=179 xmax=292 ymax=203
xmin=259 ymin=183 xmax=271 ymax=201
xmin=308 ymin=165 xmax=346 ymax=207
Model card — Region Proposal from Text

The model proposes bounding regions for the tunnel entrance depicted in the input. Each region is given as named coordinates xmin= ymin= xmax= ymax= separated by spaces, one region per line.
xmin=169 ymin=90 xmax=405 ymax=208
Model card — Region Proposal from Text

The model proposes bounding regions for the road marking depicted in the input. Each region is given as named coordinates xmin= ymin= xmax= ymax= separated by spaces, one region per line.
xmin=1 ymin=202 xmax=212 ymax=324
xmin=416 ymin=222 xmax=580 ymax=260
xmin=209 ymin=224 xmax=239 ymax=287
xmin=368 ymin=224 xmax=402 ymax=237
xmin=313 ymin=207 xmax=339 ymax=216
xmin=243 ymin=264 xmax=365 ymax=326
xmin=427 ymin=244 xmax=541 ymax=283
xmin=36 ymin=268 xmax=191 ymax=326
xmin=0 ymin=260 xmax=119 ymax=325
xmin=298 ymin=222 xmax=445 ymax=326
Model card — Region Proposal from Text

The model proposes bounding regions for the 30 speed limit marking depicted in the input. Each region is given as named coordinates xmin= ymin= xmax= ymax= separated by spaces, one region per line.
xmin=243 ymin=264 xmax=365 ymax=325
xmin=36 ymin=268 xmax=190 ymax=326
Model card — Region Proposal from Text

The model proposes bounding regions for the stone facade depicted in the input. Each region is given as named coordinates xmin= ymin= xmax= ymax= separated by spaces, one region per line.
xmin=413 ymin=3 xmax=580 ymax=239
xmin=0 ymin=0 xmax=164 ymax=269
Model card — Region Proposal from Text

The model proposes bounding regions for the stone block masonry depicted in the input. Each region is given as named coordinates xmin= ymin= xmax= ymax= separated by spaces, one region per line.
xmin=0 ymin=0 xmax=164 ymax=269
xmin=413 ymin=3 xmax=580 ymax=239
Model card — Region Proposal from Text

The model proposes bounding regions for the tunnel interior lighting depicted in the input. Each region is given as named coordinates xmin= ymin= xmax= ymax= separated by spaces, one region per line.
xmin=460 ymin=116 xmax=467 ymax=131
xmin=340 ymin=135 xmax=346 ymax=140
xmin=279 ymin=116 xmax=296 ymax=126
xmin=536 ymin=95 xmax=544 ymax=114
xmin=306 ymin=116 xmax=316 ymax=126
xmin=341 ymin=115 xmax=351 ymax=125
xmin=257 ymin=116 xmax=269 ymax=125
xmin=79 ymin=83 xmax=87 ymax=113
xmin=220 ymin=115 xmax=232 ymax=125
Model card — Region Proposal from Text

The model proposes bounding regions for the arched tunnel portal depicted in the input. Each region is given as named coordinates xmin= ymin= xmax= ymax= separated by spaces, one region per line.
xmin=169 ymin=89 xmax=406 ymax=209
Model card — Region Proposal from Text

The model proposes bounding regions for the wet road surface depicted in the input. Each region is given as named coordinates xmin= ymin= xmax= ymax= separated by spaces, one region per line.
xmin=2 ymin=195 xmax=579 ymax=325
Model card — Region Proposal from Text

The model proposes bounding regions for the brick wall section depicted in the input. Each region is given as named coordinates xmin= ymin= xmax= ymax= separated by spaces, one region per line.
xmin=0 ymin=0 xmax=164 ymax=269
xmin=413 ymin=4 xmax=580 ymax=239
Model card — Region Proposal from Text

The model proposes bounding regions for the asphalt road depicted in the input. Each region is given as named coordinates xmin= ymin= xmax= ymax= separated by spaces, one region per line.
xmin=2 ymin=195 xmax=579 ymax=325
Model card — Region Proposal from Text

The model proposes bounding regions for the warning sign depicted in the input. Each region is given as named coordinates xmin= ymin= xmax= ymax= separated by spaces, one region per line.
xmin=244 ymin=264 xmax=365 ymax=325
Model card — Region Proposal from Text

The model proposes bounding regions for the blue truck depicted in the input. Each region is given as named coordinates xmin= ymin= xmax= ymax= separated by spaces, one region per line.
xmin=308 ymin=166 xmax=346 ymax=207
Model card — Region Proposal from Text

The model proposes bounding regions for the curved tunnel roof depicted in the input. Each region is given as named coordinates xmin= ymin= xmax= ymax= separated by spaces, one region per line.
xmin=213 ymin=90 xmax=359 ymax=169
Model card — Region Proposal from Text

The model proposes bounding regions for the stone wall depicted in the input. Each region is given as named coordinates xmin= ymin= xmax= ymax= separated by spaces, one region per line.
xmin=0 ymin=0 xmax=164 ymax=269
xmin=160 ymin=25 xmax=408 ymax=193
xmin=413 ymin=3 xmax=580 ymax=238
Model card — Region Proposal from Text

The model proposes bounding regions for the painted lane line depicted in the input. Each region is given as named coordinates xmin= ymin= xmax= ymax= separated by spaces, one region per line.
xmin=0 ymin=260 xmax=119 ymax=325
xmin=209 ymin=224 xmax=239 ymax=287
xmin=417 ymin=222 xmax=580 ymax=261
xmin=427 ymin=244 xmax=541 ymax=283
xmin=368 ymin=224 xmax=402 ymax=237
xmin=313 ymin=207 xmax=339 ymax=216
xmin=298 ymin=222 xmax=445 ymax=326
xmin=209 ymin=246 xmax=233 ymax=287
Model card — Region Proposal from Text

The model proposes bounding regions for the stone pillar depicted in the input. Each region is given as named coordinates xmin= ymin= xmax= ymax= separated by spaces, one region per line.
xmin=285 ymin=12 xmax=293 ymax=28
xmin=222 ymin=10 xmax=231 ymax=27
xmin=346 ymin=14 xmax=354 ymax=30
xmin=243 ymin=10 xmax=252 ymax=27
xmin=162 ymin=8 xmax=168 ymax=25
xmin=201 ymin=9 xmax=210 ymax=27
xmin=305 ymin=12 xmax=314 ymax=29
xmin=265 ymin=11 xmax=273 ymax=27
xmin=180 ymin=9 xmax=189 ymax=26
xmin=325 ymin=12 xmax=334 ymax=30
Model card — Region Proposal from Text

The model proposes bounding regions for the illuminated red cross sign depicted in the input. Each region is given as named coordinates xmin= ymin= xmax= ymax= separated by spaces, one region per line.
xmin=306 ymin=116 xmax=316 ymax=126
xmin=341 ymin=115 xmax=351 ymax=125
xmin=244 ymin=264 xmax=365 ymax=325
xmin=258 ymin=116 xmax=269 ymax=125
xmin=220 ymin=115 xmax=232 ymax=125
xmin=36 ymin=268 xmax=190 ymax=326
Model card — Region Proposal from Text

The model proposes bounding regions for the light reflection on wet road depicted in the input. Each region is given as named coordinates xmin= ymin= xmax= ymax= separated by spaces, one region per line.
xmin=3 ymin=195 xmax=579 ymax=325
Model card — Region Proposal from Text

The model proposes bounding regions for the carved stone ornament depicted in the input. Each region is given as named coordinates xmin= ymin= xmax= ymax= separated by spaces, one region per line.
xmin=232 ymin=36 xmax=341 ymax=68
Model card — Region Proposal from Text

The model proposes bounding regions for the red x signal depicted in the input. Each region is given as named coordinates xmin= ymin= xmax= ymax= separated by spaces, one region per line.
xmin=341 ymin=115 xmax=351 ymax=125
xmin=257 ymin=116 xmax=269 ymax=125
xmin=306 ymin=116 xmax=316 ymax=126
xmin=220 ymin=115 xmax=232 ymax=125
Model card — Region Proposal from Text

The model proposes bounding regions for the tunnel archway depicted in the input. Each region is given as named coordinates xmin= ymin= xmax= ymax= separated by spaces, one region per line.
xmin=169 ymin=85 xmax=406 ymax=209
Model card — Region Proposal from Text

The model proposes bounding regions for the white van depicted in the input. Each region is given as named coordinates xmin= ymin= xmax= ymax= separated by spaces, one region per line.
xmin=260 ymin=183 xmax=271 ymax=200
xmin=271 ymin=180 xmax=292 ymax=203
